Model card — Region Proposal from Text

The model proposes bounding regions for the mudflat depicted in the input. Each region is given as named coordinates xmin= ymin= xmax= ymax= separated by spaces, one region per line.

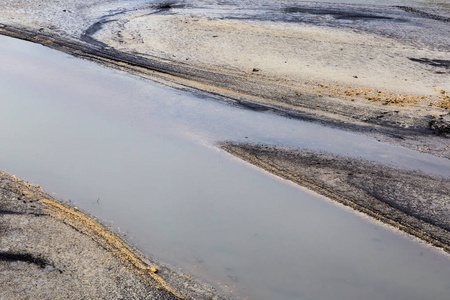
xmin=0 ymin=0 xmax=449 ymax=297
xmin=0 ymin=1 xmax=449 ymax=156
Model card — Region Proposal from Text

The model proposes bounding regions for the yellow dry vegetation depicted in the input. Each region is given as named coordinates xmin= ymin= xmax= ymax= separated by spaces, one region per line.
xmin=431 ymin=90 xmax=450 ymax=109
xmin=311 ymin=84 xmax=430 ymax=106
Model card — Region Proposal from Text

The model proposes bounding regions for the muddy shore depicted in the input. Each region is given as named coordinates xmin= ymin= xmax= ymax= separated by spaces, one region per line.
xmin=0 ymin=1 xmax=449 ymax=158
xmin=1 ymin=0 xmax=450 ymax=297
xmin=0 ymin=171 xmax=226 ymax=299
xmin=222 ymin=143 xmax=450 ymax=254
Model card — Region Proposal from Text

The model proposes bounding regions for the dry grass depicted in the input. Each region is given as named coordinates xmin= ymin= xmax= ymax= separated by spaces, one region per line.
xmin=310 ymin=84 xmax=430 ymax=106
xmin=431 ymin=90 xmax=450 ymax=109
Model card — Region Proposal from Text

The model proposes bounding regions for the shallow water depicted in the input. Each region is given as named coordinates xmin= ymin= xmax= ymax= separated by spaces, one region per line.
xmin=1 ymin=35 xmax=450 ymax=299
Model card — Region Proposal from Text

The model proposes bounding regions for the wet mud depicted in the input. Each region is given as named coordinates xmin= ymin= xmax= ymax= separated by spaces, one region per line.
xmin=284 ymin=6 xmax=395 ymax=20
xmin=396 ymin=6 xmax=450 ymax=22
xmin=81 ymin=20 xmax=115 ymax=48
xmin=408 ymin=58 xmax=450 ymax=70
xmin=0 ymin=24 xmax=448 ymax=146
xmin=0 ymin=1 xmax=449 ymax=159
xmin=0 ymin=171 xmax=226 ymax=300
xmin=0 ymin=1 xmax=449 ymax=296
xmin=221 ymin=143 xmax=450 ymax=253
xmin=0 ymin=252 xmax=54 ymax=270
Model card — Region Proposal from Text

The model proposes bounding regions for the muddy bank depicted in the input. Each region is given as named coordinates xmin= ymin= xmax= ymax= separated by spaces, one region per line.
xmin=0 ymin=171 xmax=226 ymax=300
xmin=0 ymin=1 xmax=449 ymax=158
xmin=222 ymin=143 xmax=450 ymax=253
xmin=0 ymin=23 xmax=449 ymax=160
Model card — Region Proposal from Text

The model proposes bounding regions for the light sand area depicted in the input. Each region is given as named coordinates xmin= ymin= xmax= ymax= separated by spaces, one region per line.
xmin=1 ymin=0 xmax=448 ymax=101
xmin=97 ymin=14 xmax=449 ymax=99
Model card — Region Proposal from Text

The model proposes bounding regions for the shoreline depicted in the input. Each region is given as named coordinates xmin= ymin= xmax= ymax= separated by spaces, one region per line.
xmin=0 ymin=170 xmax=226 ymax=299
xmin=1 ymin=1 xmax=449 ymax=256
xmin=0 ymin=23 xmax=449 ymax=160
xmin=221 ymin=143 xmax=450 ymax=254
xmin=1 ymin=1 xmax=450 ymax=297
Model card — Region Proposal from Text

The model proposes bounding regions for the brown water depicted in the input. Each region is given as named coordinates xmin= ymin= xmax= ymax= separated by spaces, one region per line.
xmin=1 ymin=35 xmax=450 ymax=299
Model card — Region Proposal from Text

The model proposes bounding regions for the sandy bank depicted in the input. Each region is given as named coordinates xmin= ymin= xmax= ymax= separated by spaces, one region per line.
xmin=0 ymin=171 xmax=226 ymax=299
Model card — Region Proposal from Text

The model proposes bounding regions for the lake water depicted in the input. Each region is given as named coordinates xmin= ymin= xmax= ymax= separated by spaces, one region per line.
xmin=1 ymin=35 xmax=450 ymax=299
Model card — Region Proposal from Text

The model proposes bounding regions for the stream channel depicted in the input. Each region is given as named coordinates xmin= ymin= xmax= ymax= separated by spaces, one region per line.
xmin=1 ymin=35 xmax=450 ymax=299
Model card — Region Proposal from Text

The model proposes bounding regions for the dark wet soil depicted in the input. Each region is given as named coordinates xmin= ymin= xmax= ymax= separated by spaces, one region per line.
xmin=0 ymin=252 xmax=53 ymax=270
xmin=0 ymin=24 xmax=447 ymax=136
xmin=220 ymin=2 xmax=449 ymax=50
xmin=396 ymin=6 xmax=450 ymax=22
xmin=408 ymin=58 xmax=450 ymax=69
xmin=1 ymin=21 xmax=448 ymax=162
xmin=222 ymin=143 xmax=450 ymax=253
xmin=81 ymin=19 xmax=115 ymax=48
xmin=284 ymin=6 xmax=394 ymax=20
xmin=0 ymin=172 xmax=226 ymax=300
